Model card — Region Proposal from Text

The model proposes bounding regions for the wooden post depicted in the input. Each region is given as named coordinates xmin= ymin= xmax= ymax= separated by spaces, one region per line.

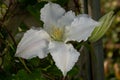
xmin=88 ymin=0 xmax=105 ymax=80
xmin=80 ymin=0 xmax=88 ymax=14
xmin=76 ymin=0 xmax=104 ymax=80
xmin=76 ymin=46 xmax=92 ymax=80
xmin=76 ymin=0 xmax=92 ymax=80
xmin=83 ymin=0 xmax=88 ymax=14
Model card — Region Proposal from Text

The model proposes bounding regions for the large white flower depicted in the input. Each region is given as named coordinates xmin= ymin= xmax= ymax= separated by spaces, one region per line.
xmin=15 ymin=2 xmax=99 ymax=76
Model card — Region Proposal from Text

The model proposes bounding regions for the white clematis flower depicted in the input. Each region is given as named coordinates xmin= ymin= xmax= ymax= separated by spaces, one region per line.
xmin=15 ymin=2 xmax=99 ymax=76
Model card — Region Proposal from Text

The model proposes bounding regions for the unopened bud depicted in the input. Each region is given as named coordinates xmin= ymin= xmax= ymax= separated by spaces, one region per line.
xmin=89 ymin=11 xmax=115 ymax=42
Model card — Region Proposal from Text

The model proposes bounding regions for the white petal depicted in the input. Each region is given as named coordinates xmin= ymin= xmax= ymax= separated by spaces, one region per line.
xmin=57 ymin=11 xmax=75 ymax=27
xmin=15 ymin=29 xmax=50 ymax=59
xmin=65 ymin=14 xmax=99 ymax=42
xmin=40 ymin=2 xmax=65 ymax=29
xmin=49 ymin=41 xmax=80 ymax=76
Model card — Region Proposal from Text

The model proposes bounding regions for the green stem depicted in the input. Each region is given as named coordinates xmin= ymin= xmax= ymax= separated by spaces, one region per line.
xmin=19 ymin=58 xmax=31 ymax=73
xmin=0 ymin=27 xmax=31 ymax=73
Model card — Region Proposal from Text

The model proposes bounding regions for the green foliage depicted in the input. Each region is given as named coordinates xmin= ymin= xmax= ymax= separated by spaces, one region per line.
xmin=17 ymin=0 xmax=37 ymax=5
xmin=67 ymin=66 xmax=79 ymax=76
xmin=27 ymin=5 xmax=40 ymax=21
xmin=55 ymin=0 xmax=69 ymax=6
xmin=12 ymin=69 xmax=47 ymax=80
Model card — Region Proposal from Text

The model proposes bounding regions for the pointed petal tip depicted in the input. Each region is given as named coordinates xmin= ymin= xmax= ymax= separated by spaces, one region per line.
xmin=49 ymin=41 xmax=80 ymax=76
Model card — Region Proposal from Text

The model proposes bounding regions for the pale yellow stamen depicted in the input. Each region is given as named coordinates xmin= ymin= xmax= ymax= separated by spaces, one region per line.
xmin=51 ymin=27 xmax=63 ymax=41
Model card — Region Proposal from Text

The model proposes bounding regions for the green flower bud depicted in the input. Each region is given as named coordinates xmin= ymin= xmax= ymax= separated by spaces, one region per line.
xmin=89 ymin=11 xmax=116 ymax=42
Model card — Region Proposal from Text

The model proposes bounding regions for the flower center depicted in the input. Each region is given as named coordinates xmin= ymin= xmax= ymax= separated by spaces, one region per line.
xmin=51 ymin=27 xmax=64 ymax=41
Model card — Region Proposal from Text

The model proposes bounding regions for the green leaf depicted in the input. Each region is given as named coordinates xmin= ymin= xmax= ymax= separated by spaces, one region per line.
xmin=55 ymin=0 xmax=69 ymax=6
xmin=29 ymin=69 xmax=47 ymax=80
xmin=19 ymin=22 xmax=29 ymax=31
xmin=67 ymin=66 xmax=79 ymax=76
xmin=18 ymin=0 xmax=37 ymax=5
xmin=13 ymin=69 xmax=29 ymax=80
xmin=3 ymin=50 xmax=13 ymax=71
xmin=47 ymin=64 xmax=62 ymax=76
xmin=37 ymin=0 xmax=57 ymax=2
xmin=27 ymin=5 xmax=40 ymax=21
xmin=12 ymin=69 xmax=47 ymax=80
xmin=0 ymin=57 xmax=2 ymax=65
xmin=27 ymin=57 xmax=41 ymax=68
xmin=34 ymin=2 xmax=47 ymax=11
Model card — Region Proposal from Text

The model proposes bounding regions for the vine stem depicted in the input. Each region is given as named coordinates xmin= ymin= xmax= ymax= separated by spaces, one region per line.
xmin=62 ymin=76 xmax=66 ymax=80
xmin=19 ymin=58 xmax=31 ymax=73
xmin=0 ymin=0 xmax=32 ymax=73
xmin=42 ymin=73 xmax=55 ymax=80
xmin=5 ymin=26 xmax=31 ymax=73
xmin=2 ymin=26 xmax=32 ymax=73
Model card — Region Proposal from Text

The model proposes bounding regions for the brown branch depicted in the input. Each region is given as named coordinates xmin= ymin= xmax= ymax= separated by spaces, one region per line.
xmin=105 ymin=43 xmax=120 ymax=49
xmin=73 ymin=0 xmax=81 ymax=13
xmin=2 ymin=0 xmax=12 ymax=22
xmin=42 ymin=73 xmax=55 ymax=80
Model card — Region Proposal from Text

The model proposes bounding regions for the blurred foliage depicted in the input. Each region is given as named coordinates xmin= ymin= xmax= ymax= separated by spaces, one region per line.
xmin=101 ymin=0 xmax=120 ymax=80
xmin=0 ymin=0 xmax=120 ymax=80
